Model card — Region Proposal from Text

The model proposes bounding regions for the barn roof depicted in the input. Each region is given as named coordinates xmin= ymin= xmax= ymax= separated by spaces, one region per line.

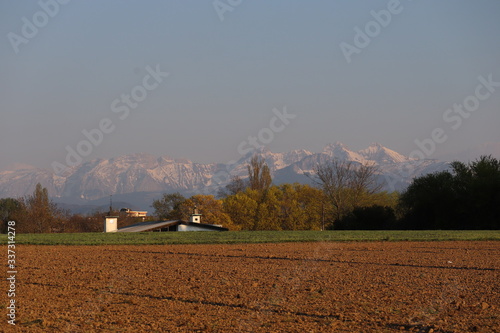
xmin=116 ymin=220 xmax=179 ymax=232
xmin=115 ymin=220 xmax=228 ymax=232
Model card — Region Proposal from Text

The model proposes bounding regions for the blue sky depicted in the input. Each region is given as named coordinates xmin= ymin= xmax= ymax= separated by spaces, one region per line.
xmin=1 ymin=0 xmax=499 ymax=171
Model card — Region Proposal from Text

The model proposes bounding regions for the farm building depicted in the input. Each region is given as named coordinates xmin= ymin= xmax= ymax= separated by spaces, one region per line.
xmin=104 ymin=208 xmax=228 ymax=232
xmin=119 ymin=208 xmax=148 ymax=218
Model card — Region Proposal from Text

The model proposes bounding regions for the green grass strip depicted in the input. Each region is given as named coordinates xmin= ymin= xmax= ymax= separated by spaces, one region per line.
xmin=2 ymin=230 xmax=500 ymax=246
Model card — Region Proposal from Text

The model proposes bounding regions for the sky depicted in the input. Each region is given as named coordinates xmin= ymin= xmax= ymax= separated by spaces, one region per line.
xmin=1 ymin=0 xmax=500 ymax=172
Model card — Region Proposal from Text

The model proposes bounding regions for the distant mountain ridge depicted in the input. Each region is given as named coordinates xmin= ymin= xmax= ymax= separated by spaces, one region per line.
xmin=0 ymin=143 xmax=451 ymax=211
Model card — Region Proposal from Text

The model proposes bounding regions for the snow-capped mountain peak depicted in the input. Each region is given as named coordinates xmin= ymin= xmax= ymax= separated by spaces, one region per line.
xmin=358 ymin=143 xmax=408 ymax=164
xmin=322 ymin=142 xmax=366 ymax=163
xmin=0 ymin=142 xmax=451 ymax=210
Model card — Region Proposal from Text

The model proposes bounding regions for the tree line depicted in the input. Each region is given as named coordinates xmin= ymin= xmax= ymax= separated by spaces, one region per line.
xmin=398 ymin=155 xmax=500 ymax=230
xmin=153 ymin=156 xmax=397 ymax=231
xmin=1 ymin=155 xmax=499 ymax=233
xmin=0 ymin=183 xmax=148 ymax=234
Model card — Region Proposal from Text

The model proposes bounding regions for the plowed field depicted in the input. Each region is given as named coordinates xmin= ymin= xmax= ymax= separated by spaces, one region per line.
xmin=4 ymin=241 xmax=499 ymax=332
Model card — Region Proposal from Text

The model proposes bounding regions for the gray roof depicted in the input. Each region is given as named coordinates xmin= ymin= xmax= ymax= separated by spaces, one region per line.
xmin=115 ymin=220 xmax=228 ymax=232
xmin=116 ymin=220 xmax=179 ymax=232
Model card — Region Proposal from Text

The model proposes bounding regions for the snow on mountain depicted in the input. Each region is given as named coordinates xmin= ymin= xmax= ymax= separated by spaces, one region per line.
xmin=0 ymin=143 xmax=451 ymax=210
xmin=320 ymin=142 xmax=408 ymax=165
xmin=0 ymin=165 xmax=68 ymax=199
xmin=322 ymin=142 xmax=366 ymax=163
xmin=267 ymin=149 xmax=314 ymax=170
xmin=60 ymin=153 xmax=218 ymax=200
xmin=358 ymin=143 xmax=408 ymax=164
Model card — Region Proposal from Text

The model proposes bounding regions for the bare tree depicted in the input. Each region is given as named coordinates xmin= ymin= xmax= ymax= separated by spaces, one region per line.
xmin=17 ymin=183 xmax=64 ymax=233
xmin=312 ymin=159 xmax=381 ymax=222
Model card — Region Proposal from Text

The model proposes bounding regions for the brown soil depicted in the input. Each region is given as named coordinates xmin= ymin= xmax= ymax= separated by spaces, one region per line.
xmin=3 ymin=241 xmax=499 ymax=332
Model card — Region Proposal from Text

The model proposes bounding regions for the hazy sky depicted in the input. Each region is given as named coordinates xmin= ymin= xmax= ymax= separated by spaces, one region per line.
xmin=1 ymin=0 xmax=499 ymax=171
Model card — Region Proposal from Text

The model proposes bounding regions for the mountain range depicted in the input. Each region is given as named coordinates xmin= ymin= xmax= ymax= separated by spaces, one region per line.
xmin=0 ymin=142 xmax=453 ymax=212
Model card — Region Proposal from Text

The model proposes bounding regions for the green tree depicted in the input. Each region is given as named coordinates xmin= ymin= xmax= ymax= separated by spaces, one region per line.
xmin=151 ymin=192 xmax=185 ymax=220
xmin=399 ymin=171 xmax=458 ymax=229
xmin=179 ymin=194 xmax=235 ymax=228
xmin=223 ymin=184 xmax=326 ymax=231
xmin=254 ymin=186 xmax=281 ymax=230
xmin=223 ymin=190 xmax=259 ymax=230
xmin=366 ymin=191 xmax=399 ymax=208
xmin=276 ymin=184 xmax=326 ymax=230
xmin=451 ymin=155 xmax=500 ymax=228
xmin=399 ymin=155 xmax=500 ymax=229
xmin=335 ymin=205 xmax=397 ymax=230
xmin=0 ymin=198 xmax=23 ymax=233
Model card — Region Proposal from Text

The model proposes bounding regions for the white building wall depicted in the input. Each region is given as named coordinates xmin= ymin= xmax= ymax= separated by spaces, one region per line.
xmin=189 ymin=214 xmax=201 ymax=223
xmin=104 ymin=217 xmax=118 ymax=232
